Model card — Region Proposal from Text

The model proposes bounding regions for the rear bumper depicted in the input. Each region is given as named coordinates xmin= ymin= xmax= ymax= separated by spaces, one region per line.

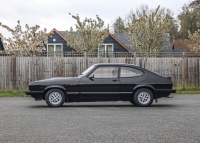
xmin=155 ymin=89 xmax=176 ymax=93
xmin=155 ymin=89 xmax=176 ymax=98
xmin=26 ymin=91 xmax=44 ymax=101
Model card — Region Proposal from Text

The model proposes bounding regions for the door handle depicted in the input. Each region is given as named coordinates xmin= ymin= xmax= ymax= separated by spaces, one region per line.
xmin=112 ymin=79 xmax=118 ymax=82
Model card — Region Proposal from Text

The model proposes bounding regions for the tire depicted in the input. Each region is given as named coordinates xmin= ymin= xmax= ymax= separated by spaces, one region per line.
xmin=45 ymin=89 xmax=65 ymax=107
xmin=133 ymin=88 xmax=154 ymax=107
xmin=130 ymin=100 xmax=135 ymax=105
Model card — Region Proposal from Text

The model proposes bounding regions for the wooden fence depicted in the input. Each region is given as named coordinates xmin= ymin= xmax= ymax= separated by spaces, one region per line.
xmin=0 ymin=55 xmax=199 ymax=90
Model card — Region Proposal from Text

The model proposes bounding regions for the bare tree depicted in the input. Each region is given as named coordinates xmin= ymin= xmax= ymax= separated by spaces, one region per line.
xmin=0 ymin=20 xmax=48 ymax=56
xmin=65 ymin=14 xmax=109 ymax=53
xmin=125 ymin=5 xmax=171 ymax=53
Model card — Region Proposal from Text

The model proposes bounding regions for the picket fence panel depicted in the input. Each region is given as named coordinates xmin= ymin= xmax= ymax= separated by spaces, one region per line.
xmin=0 ymin=56 xmax=199 ymax=90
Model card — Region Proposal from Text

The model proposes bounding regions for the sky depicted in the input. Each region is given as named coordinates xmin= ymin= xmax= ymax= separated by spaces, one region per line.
xmin=0 ymin=0 xmax=190 ymax=37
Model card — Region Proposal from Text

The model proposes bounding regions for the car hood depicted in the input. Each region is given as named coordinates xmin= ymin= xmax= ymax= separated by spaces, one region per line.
xmin=30 ymin=77 xmax=80 ymax=85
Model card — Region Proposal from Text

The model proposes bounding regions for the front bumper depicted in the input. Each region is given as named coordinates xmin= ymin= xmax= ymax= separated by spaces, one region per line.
xmin=26 ymin=91 xmax=44 ymax=101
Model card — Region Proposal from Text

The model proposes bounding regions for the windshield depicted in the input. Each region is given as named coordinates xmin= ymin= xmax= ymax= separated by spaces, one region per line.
xmin=78 ymin=65 xmax=95 ymax=77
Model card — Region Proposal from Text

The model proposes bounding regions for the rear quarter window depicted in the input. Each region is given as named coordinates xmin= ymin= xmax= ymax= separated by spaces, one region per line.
xmin=120 ymin=67 xmax=143 ymax=77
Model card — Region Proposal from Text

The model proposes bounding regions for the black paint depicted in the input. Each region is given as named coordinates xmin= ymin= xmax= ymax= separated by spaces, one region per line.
xmin=27 ymin=63 xmax=176 ymax=105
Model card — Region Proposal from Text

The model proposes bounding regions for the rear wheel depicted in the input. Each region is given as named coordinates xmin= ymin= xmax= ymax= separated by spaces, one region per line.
xmin=45 ymin=89 xmax=65 ymax=107
xmin=133 ymin=88 xmax=153 ymax=107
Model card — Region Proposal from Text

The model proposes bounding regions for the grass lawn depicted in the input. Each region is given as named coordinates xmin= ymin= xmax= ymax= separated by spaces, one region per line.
xmin=0 ymin=91 xmax=26 ymax=97
xmin=0 ymin=89 xmax=200 ymax=97
xmin=176 ymin=88 xmax=200 ymax=94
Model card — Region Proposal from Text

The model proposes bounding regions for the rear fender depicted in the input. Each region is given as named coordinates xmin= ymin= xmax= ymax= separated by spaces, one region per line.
xmin=133 ymin=85 xmax=158 ymax=102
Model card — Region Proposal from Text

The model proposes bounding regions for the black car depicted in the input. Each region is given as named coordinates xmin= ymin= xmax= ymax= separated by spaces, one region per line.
xmin=26 ymin=63 xmax=176 ymax=107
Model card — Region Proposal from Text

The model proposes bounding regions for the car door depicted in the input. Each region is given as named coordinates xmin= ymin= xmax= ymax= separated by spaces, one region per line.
xmin=119 ymin=66 xmax=144 ymax=100
xmin=79 ymin=66 xmax=120 ymax=101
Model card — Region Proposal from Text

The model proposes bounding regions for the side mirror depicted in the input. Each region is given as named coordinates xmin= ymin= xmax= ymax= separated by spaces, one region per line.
xmin=89 ymin=74 xmax=94 ymax=81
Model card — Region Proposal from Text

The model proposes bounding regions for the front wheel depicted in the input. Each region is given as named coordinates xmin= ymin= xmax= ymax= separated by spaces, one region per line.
xmin=133 ymin=88 xmax=154 ymax=107
xmin=130 ymin=100 xmax=135 ymax=105
xmin=45 ymin=89 xmax=65 ymax=107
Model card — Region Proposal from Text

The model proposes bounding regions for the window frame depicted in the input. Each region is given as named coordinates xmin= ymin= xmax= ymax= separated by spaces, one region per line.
xmin=88 ymin=66 xmax=119 ymax=79
xmin=46 ymin=43 xmax=63 ymax=57
xmin=98 ymin=43 xmax=114 ymax=57
xmin=119 ymin=66 xmax=144 ymax=78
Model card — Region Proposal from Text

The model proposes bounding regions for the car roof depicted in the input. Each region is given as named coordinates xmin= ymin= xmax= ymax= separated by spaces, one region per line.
xmin=93 ymin=63 xmax=140 ymax=68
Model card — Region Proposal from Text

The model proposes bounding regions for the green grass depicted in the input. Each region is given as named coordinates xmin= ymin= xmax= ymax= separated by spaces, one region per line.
xmin=176 ymin=88 xmax=200 ymax=94
xmin=0 ymin=91 xmax=26 ymax=97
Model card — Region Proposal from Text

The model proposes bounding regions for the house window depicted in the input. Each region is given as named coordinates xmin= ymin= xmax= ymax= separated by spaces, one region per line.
xmin=47 ymin=44 xmax=63 ymax=56
xmin=98 ymin=44 xmax=113 ymax=57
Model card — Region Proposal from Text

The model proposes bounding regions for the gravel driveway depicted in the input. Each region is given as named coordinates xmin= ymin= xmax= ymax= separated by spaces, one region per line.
xmin=0 ymin=94 xmax=200 ymax=143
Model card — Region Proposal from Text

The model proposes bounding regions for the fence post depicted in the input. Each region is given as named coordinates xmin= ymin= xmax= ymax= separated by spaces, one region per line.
xmin=182 ymin=52 xmax=186 ymax=89
xmin=197 ymin=58 xmax=199 ymax=87
xmin=134 ymin=52 xmax=136 ymax=65
xmin=84 ymin=52 xmax=87 ymax=71
xmin=12 ymin=56 xmax=17 ymax=90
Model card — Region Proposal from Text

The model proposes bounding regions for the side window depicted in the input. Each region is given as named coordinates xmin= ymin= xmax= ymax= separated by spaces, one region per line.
xmin=120 ymin=67 xmax=143 ymax=77
xmin=90 ymin=67 xmax=118 ymax=78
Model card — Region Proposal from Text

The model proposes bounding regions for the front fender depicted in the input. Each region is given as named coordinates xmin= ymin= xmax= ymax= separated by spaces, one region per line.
xmin=44 ymin=85 xmax=66 ymax=92
xmin=44 ymin=85 xmax=68 ymax=102
xmin=133 ymin=85 xmax=157 ymax=102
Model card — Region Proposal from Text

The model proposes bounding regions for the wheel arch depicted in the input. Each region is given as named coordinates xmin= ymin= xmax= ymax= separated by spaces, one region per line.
xmin=43 ymin=85 xmax=68 ymax=102
xmin=133 ymin=85 xmax=157 ymax=102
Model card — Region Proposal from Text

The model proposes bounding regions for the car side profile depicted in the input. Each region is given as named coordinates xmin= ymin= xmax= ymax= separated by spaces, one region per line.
xmin=26 ymin=63 xmax=176 ymax=107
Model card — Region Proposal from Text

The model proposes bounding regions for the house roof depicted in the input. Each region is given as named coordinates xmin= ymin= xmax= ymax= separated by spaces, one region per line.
xmin=47 ymin=28 xmax=78 ymax=51
xmin=113 ymin=34 xmax=135 ymax=52
xmin=47 ymin=28 xmax=174 ymax=53
xmin=113 ymin=34 xmax=172 ymax=52
xmin=58 ymin=31 xmax=133 ymax=52
xmin=0 ymin=37 xmax=4 ymax=51
xmin=113 ymin=34 xmax=131 ymax=45
xmin=59 ymin=31 xmax=78 ymax=37
xmin=47 ymin=28 xmax=68 ymax=43
xmin=172 ymin=39 xmax=194 ymax=52
xmin=172 ymin=49 xmax=187 ymax=52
